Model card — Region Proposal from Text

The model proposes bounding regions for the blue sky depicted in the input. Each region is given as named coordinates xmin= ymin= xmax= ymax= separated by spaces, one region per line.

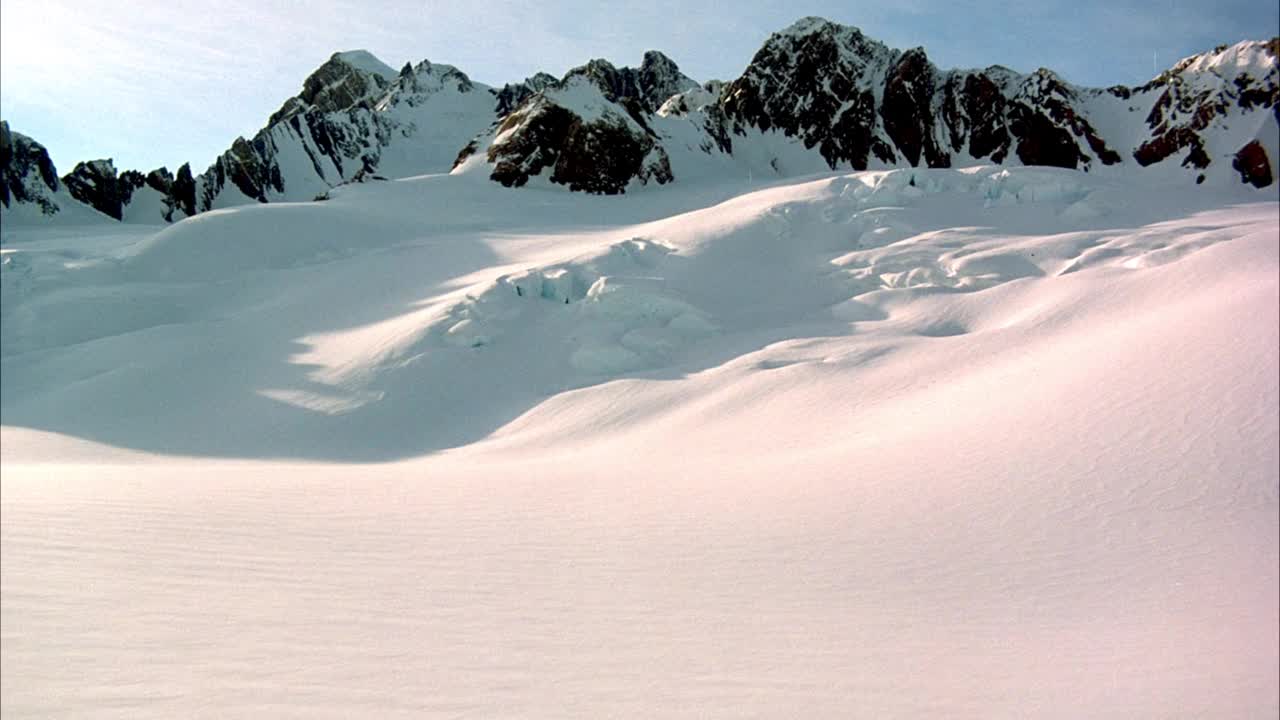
xmin=2 ymin=0 xmax=1276 ymax=174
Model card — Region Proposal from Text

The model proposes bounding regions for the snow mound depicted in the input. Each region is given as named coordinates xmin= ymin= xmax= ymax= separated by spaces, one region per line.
xmin=422 ymin=237 xmax=716 ymax=375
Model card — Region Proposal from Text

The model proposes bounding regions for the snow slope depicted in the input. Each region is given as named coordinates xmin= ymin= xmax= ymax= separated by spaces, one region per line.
xmin=2 ymin=166 xmax=1277 ymax=718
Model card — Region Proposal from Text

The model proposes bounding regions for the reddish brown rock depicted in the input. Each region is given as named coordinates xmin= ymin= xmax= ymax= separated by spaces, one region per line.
xmin=1232 ymin=140 xmax=1274 ymax=188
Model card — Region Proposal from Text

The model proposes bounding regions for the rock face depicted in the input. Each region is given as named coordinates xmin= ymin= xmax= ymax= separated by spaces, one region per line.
xmin=456 ymin=25 xmax=1277 ymax=191
xmin=462 ymin=55 xmax=685 ymax=194
xmin=267 ymin=51 xmax=395 ymax=125
xmin=186 ymin=51 xmax=501 ymax=213
xmin=561 ymin=52 xmax=699 ymax=113
xmin=1234 ymin=140 xmax=1274 ymax=187
xmin=61 ymin=159 xmax=133 ymax=220
xmin=1 ymin=121 xmax=61 ymax=215
xmin=881 ymin=48 xmax=948 ymax=168
xmin=720 ymin=19 xmax=899 ymax=168
xmin=2 ymin=51 xmax=509 ymax=223
xmin=718 ymin=18 xmax=1128 ymax=172
xmin=495 ymin=73 xmax=559 ymax=116
xmin=1135 ymin=40 xmax=1279 ymax=170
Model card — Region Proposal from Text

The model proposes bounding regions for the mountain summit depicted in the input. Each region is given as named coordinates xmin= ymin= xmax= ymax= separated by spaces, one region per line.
xmin=2 ymin=21 xmax=1276 ymax=223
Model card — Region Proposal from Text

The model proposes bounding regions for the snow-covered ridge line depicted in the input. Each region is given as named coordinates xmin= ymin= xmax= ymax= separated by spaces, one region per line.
xmin=456 ymin=27 xmax=1276 ymax=195
xmin=2 ymin=24 xmax=1277 ymax=225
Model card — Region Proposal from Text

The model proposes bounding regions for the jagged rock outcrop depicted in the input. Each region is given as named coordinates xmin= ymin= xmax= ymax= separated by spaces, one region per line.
xmin=458 ymin=23 xmax=1277 ymax=192
xmin=481 ymin=77 xmax=673 ymax=194
xmin=61 ymin=159 xmax=133 ymax=220
xmin=460 ymin=53 xmax=687 ymax=194
xmin=717 ymin=18 xmax=1131 ymax=173
xmin=562 ymin=52 xmax=698 ymax=114
xmin=495 ymin=73 xmax=558 ymax=116
xmin=169 ymin=163 xmax=198 ymax=219
xmin=1 ymin=121 xmax=61 ymax=215
xmin=881 ymin=48 xmax=948 ymax=167
xmin=268 ymin=51 xmax=396 ymax=124
xmin=720 ymin=19 xmax=899 ymax=169
xmin=183 ymin=51 xmax=498 ymax=213
xmin=1234 ymin=139 xmax=1274 ymax=187
xmin=1134 ymin=40 xmax=1279 ymax=173
xmin=940 ymin=72 xmax=1011 ymax=162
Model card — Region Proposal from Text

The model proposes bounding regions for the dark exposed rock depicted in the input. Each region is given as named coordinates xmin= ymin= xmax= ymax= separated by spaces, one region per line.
xmin=11 ymin=24 xmax=1279 ymax=218
xmin=171 ymin=163 xmax=197 ymax=219
xmin=216 ymin=136 xmax=285 ymax=202
xmin=821 ymin=89 xmax=878 ymax=169
xmin=881 ymin=48 xmax=948 ymax=168
xmin=452 ymin=140 xmax=480 ymax=170
xmin=268 ymin=53 xmax=392 ymax=125
xmin=1131 ymin=44 xmax=1278 ymax=175
xmin=488 ymin=104 xmax=578 ymax=188
xmin=637 ymin=51 xmax=700 ymax=112
xmin=1134 ymin=127 xmax=1211 ymax=168
xmin=954 ymin=73 xmax=1011 ymax=162
xmin=1009 ymin=103 xmax=1084 ymax=168
xmin=1234 ymin=73 xmax=1278 ymax=111
xmin=62 ymin=159 xmax=132 ymax=220
xmin=550 ymin=116 xmax=665 ymax=194
xmin=486 ymin=94 xmax=672 ymax=195
xmin=145 ymin=167 xmax=174 ymax=194
xmin=1 ymin=120 xmax=60 ymax=214
xmin=495 ymin=73 xmax=558 ymax=115
xmin=119 ymin=169 xmax=146 ymax=192
xmin=1010 ymin=70 xmax=1120 ymax=167
xmin=701 ymin=103 xmax=734 ymax=154
xmin=561 ymin=53 xmax=697 ymax=113
xmin=721 ymin=18 xmax=900 ymax=169
xmin=1233 ymin=140 xmax=1274 ymax=187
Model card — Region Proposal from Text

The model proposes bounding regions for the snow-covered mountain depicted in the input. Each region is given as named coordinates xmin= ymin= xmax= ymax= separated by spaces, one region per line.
xmin=452 ymin=52 xmax=695 ymax=193
xmin=1 ymin=51 xmax=505 ymax=223
xmin=1 ymin=19 xmax=1276 ymax=224
xmin=3 ymin=19 xmax=1278 ymax=719
xmin=1 ymin=122 xmax=62 ymax=216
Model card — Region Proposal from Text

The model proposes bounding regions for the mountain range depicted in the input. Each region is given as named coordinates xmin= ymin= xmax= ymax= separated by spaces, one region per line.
xmin=2 ymin=17 xmax=1277 ymax=224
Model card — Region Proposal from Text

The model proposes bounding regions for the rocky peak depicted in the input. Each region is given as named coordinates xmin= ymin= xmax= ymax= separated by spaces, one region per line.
xmin=721 ymin=17 xmax=899 ymax=168
xmin=476 ymin=67 xmax=674 ymax=195
xmin=377 ymin=60 xmax=477 ymax=110
xmin=637 ymin=51 xmax=700 ymax=111
xmin=777 ymin=16 xmax=840 ymax=38
xmin=62 ymin=159 xmax=126 ymax=220
xmin=881 ymin=47 xmax=947 ymax=167
xmin=0 ymin=120 xmax=61 ymax=215
xmin=1133 ymin=38 xmax=1277 ymax=172
xmin=495 ymin=72 xmax=559 ymax=115
xmin=268 ymin=50 xmax=397 ymax=124
xmin=562 ymin=53 xmax=697 ymax=114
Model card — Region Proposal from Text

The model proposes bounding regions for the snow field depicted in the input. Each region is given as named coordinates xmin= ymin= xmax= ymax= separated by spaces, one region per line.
xmin=1 ymin=164 xmax=1277 ymax=718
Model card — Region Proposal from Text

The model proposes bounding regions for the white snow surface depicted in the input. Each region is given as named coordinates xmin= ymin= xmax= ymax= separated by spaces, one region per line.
xmin=1 ymin=165 xmax=1277 ymax=718
xmin=333 ymin=49 xmax=399 ymax=81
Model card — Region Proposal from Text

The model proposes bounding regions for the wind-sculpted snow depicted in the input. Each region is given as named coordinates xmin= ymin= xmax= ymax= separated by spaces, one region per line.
xmin=4 ymin=165 xmax=1271 ymax=459
xmin=418 ymin=237 xmax=716 ymax=374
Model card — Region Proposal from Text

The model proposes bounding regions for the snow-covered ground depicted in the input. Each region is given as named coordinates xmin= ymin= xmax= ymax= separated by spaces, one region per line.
xmin=2 ymin=167 xmax=1277 ymax=718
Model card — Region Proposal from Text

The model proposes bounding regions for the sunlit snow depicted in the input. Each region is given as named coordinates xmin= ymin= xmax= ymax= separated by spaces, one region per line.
xmin=2 ymin=164 xmax=1277 ymax=718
